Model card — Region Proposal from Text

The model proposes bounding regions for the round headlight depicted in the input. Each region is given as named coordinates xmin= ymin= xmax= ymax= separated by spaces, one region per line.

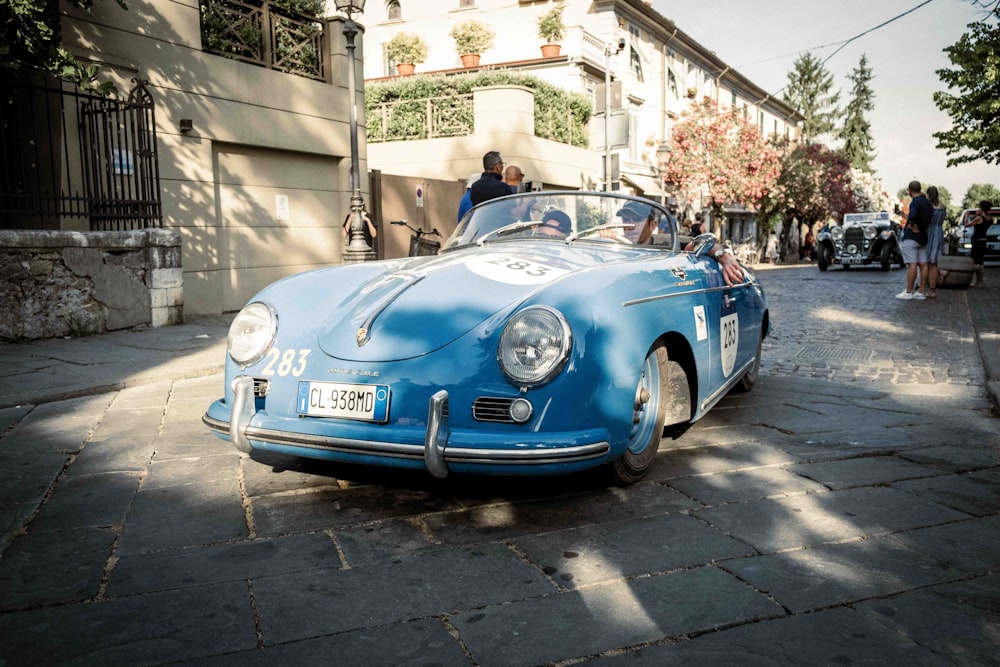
xmin=498 ymin=307 xmax=571 ymax=387
xmin=863 ymin=225 xmax=877 ymax=240
xmin=831 ymin=226 xmax=844 ymax=240
xmin=228 ymin=302 xmax=276 ymax=368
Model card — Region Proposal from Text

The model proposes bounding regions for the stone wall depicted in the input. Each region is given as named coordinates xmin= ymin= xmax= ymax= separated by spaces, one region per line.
xmin=0 ymin=229 xmax=182 ymax=340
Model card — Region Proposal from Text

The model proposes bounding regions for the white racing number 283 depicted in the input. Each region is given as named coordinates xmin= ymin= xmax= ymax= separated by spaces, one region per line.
xmin=720 ymin=313 xmax=738 ymax=377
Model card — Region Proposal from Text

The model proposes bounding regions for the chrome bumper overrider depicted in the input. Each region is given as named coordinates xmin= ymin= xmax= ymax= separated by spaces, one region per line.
xmin=203 ymin=382 xmax=610 ymax=477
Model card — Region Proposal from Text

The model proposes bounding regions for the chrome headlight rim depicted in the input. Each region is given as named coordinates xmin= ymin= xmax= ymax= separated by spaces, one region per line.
xmin=227 ymin=301 xmax=277 ymax=368
xmin=863 ymin=224 xmax=877 ymax=240
xmin=497 ymin=306 xmax=572 ymax=389
xmin=831 ymin=226 xmax=845 ymax=240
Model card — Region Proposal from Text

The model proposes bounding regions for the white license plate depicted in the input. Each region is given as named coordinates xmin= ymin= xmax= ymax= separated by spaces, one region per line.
xmin=297 ymin=381 xmax=390 ymax=422
xmin=840 ymin=257 xmax=865 ymax=264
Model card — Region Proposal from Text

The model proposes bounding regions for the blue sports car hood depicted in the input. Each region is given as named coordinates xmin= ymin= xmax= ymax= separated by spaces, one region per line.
xmin=317 ymin=245 xmax=624 ymax=362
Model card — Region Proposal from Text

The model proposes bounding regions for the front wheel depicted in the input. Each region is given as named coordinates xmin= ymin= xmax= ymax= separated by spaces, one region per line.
xmin=881 ymin=243 xmax=893 ymax=271
xmin=611 ymin=344 xmax=669 ymax=485
xmin=817 ymin=244 xmax=831 ymax=271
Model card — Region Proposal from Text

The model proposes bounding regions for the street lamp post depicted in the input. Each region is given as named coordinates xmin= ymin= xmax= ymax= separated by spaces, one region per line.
xmin=602 ymin=37 xmax=624 ymax=192
xmin=335 ymin=0 xmax=375 ymax=263
xmin=655 ymin=143 xmax=671 ymax=207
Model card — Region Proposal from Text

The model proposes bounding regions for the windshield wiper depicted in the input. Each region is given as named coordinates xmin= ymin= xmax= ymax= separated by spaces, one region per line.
xmin=476 ymin=220 xmax=546 ymax=245
xmin=565 ymin=222 xmax=634 ymax=243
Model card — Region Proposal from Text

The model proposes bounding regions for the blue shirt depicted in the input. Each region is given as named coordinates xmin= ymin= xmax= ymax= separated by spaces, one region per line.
xmin=458 ymin=190 xmax=474 ymax=221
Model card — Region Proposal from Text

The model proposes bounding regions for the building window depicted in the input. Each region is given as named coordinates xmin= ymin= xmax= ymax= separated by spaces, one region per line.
xmin=629 ymin=47 xmax=643 ymax=82
xmin=387 ymin=0 xmax=401 ymax=19
xmin=667 ymin=70 xmax=678 ymax=100
xmin=731 ymin=90 xmax=737 ymax=108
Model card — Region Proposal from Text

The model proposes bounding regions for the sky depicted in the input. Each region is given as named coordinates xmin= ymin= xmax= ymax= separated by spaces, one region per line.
xmin=653 ymin=0 xmax=998 ymax=204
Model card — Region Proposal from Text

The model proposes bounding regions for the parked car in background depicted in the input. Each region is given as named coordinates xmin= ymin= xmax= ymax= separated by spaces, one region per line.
xmin=956 ymin=206 xmax=1000 ymax=260
xmin=204 ymin=191 xmax=770 ymax=485
xmin=815 ymin=211 xmax=903 ymax=271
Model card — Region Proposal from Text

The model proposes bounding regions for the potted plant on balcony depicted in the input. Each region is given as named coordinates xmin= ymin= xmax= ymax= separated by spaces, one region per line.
xmin=449 ymin=20 xmax=494 ymax=68
xmin=537 ymin=3 xmax=565 ymax=58
xmin=384 ymin=32 xmax=428 ymax=76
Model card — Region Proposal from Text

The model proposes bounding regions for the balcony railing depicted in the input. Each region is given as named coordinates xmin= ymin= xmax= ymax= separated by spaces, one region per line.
xmin=368 ymin=94 xmax=475 ymax=143
xmin=201 ymin=0 xmax=327 ymax=82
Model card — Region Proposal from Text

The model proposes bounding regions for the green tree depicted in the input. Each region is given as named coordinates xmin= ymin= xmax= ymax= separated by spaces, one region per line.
xmin=783 ymin=53 xmax=841 ymax=143
xmin=2 ymin=0 xmax=127 ymax=93
xmin=933 ymin=11 xmax=1000 ymax=166
xmin=962 ymin=182 xmax=1000 ymax=208
xmin=838 ymin=54 xmax=876 ymax=172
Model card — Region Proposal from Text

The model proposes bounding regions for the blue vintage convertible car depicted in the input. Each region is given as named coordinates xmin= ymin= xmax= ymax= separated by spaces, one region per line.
xmin=204 ymin=191 xmax=769 ymax=484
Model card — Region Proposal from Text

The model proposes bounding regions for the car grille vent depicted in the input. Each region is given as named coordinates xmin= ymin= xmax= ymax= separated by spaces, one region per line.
xmin=473 ymin=397 xmax=514 ymax=423
xmin=253 ymin=378 xmax=270 ymax=397
xmin=844 ymin=227 xmax=865 ymax=246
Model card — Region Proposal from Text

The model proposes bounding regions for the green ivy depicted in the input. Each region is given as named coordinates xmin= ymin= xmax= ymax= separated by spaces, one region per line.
xmin=366 ymin=71 xmax=592 ymax=147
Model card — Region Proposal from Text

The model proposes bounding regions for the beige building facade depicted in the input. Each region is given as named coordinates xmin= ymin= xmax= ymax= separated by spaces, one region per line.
xmin=58 ymin=0 xmax=366 ymax=315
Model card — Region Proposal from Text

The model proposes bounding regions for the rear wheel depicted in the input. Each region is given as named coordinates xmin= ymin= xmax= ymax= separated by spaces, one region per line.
xmin=611 ymin=344 xmax=669 ymax=485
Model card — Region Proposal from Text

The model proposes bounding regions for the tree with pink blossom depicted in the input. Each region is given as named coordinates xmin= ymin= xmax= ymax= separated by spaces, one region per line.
xmin=661 ymin=99 xmax=782 ymax=235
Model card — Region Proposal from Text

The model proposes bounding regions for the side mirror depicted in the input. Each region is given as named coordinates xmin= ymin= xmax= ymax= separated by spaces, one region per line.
xmin=689 ymin=232 xmax=718 ymax=256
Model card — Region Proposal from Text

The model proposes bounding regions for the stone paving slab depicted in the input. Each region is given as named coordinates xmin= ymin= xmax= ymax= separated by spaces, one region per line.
xmin=0 ymin=581 xmax=257 ymax=665
xmin=693 ymin=486 xmax=971 ymax=553
xmin=899 ymin=443 xmax=1000 ymax=472
xmin=585 ymin=606 xmax=952 ymax=666
xmin=117 ymin=477 xmax=248 ymax=554
xmin=512 ymin=513 xmax=756 ymax=589
xmin=184 ymin=617 xmax=472 ymax=666
xmin=252 ymin=543 xmax=553 ymax=644
xmin=108 ymin=533 xmax=343 ymax=596
xmin=856 ymin=574 xmax=1000 ymax=666
xmin=720 ymin=534 xmax=962 ymax=613
xmin=666 ymin=465 xmax=828 ymax=505
xmin=789 ymin=455 xmax=944 ymax=489
xmin=887 ymin=515 xmax=1000 ymax=573
xmin=450 ymin=566 xmax=782 ymax=666
xmin=892 ymin=469 xmax=1000 ymax=517
xmin=0 ymin=525 xmax=115 ymax=610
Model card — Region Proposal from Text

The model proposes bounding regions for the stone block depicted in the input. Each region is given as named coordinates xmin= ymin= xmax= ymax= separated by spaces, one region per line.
xmin=147 ymin=267 xmax=183 ymax=289
xmin=150 ymin=286 xmax=184 ymax=309
xmin=148 ymin=245 xmax=182 ymax=270
xmin=939 ymin=255 xmax=973 ymax=289
xmin=151 ymin=305 xmax=184 ymax=328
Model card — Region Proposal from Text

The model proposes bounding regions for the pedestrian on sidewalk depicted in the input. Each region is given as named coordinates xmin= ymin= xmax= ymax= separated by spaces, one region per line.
xmin=896 ymin=180 xmax=931 ymax=300
xmin=964 ymin=199 xmax=992 ymax=288
xmin=925 ymin=185 xmax=946 ymax=297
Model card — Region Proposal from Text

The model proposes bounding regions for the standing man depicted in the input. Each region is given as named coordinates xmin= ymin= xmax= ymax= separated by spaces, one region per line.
xmin=471 ymin=151 xmax=512 ymax=205
xmin=503 ymin=164 xmax=525 ymax=193
xmin=895 ymin=180 xmax=931 ymax=300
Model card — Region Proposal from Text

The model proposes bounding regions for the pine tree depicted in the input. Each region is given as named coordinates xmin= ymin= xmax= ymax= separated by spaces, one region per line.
xmin=839 ymin=54 xmax=876 ymax=172
xmin=783 ymin=53 xmax=842 ymax=143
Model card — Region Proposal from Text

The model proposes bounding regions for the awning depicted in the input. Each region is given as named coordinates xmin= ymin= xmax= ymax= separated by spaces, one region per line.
xmin=621 ymin=173 xmax=665 ymax=197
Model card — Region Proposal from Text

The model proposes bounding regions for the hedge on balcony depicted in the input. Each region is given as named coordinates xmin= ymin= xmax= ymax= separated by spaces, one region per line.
xmin=365 ymin=71 xmax=592 ymax=148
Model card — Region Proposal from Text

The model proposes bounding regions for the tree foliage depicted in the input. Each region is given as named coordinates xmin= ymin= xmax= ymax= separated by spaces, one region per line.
xmin=962 ymin=182 xmax=1000 ymax=208
xmin=783 ymin=53 xmax=842 ymax=143
xmin=760 ymin=141 xmax=855 ymax=230
xmin=838 ymin=54 xmax=876 ymax=172
xmin=849 ymin=168 xmax=893 ymax=213
xmin=933 ymin=11 xmax=1000 ymax=165
xmin=661 ymin=99 xmax=781 ymax=230
xmin=1 ymin=0 xmax=127 ymax=93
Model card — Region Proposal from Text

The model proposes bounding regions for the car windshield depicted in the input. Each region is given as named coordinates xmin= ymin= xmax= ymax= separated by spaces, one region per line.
xmin=443 ymin=191 xmax=677 ymax=251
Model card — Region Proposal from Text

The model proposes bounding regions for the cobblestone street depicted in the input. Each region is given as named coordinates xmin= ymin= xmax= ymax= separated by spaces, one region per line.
xmin=0 ymin=263 xmax=998 ymax=665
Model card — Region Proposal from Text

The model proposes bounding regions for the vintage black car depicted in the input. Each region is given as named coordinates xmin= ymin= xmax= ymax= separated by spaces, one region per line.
xmin=815 ymin=211 xmax=904 ymax=271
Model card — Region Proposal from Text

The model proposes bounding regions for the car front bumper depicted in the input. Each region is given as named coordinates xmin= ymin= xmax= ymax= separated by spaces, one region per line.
xmin=203 ymin=377 xmax=612 ymax=478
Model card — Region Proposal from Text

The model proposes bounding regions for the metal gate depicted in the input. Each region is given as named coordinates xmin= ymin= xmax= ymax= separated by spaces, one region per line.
xmin=0 ymin=74 xmax=162 ymax=230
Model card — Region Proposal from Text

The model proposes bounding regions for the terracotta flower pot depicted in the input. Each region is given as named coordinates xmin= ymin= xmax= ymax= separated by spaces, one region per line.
xmin=460 ymin=54 xmax=481 ymax=68
xmin=540 ymin=43 xmax=561 ymax=58
xmin=396 ymin=63 xmax=416 ymax=76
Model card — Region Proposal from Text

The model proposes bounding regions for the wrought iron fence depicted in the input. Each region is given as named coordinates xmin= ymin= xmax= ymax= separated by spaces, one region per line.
xmin=201 ymin=0 xmax=327 ymax=82
xmin=0 ymin=74 xmax=162 ymax=231
xmin=368 ymin=94 xmax=475 ymax=143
